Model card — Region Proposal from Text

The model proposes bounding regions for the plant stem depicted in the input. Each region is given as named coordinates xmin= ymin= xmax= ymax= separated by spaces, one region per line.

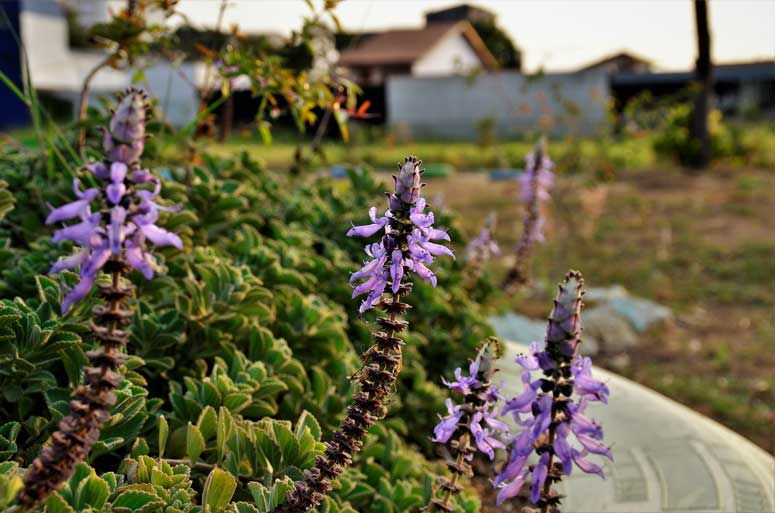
xmin=540 ymin=424 xmax=557 ymax=513
xmin=274 ymin=288 xmax=408 ymax=513
xmin=77 ymin=55 xmax=113 ymax=154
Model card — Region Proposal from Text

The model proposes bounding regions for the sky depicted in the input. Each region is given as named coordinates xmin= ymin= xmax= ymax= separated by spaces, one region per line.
xmin=173 ymin=0 xmax=775 ymax=72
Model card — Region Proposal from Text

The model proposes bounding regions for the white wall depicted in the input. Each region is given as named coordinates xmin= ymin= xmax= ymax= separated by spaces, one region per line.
xmin=412 ymin=32 xmax=483 ymax=76
xmin=19 ymin=1 xmax=202 ymax=127
xmin=387 ymin=71 xmax=611 ymax=138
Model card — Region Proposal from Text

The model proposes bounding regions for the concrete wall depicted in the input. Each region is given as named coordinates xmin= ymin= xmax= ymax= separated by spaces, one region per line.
xmin=386 ymin=70 xmax=611 ymax=138
xmin=412 ymin=32 xmax=483 ymax=76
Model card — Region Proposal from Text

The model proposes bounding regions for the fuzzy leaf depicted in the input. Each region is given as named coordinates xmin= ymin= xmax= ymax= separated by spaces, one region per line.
xmin=202 ymin=467 xmax=237 ymax=513
xmin=158 ymin=415 xmax=169 ymax=458
xmin=186 ymin=422 xmax=205 ymax=465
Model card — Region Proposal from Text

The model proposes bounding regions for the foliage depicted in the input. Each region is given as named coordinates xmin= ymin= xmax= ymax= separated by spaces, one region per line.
xmin=652 ymin=103 xmax=735 ymax=167
xmin=471 ymin=20 xmax=522 ymax=71
xmin=0 ymin=132 xmax=495 ymax=511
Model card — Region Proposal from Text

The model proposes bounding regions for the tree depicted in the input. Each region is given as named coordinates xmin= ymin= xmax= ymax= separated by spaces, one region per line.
xmin=471 ymin=20 xmax=522 ymax=71
xmin=690 ymin=0 xmax=713 ymax=170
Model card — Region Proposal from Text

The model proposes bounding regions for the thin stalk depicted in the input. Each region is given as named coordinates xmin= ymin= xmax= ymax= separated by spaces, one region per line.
xmin=77 ymin=55 xmax=114 ymax=154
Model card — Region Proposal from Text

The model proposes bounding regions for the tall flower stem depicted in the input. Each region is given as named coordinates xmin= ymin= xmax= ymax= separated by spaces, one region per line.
xmin=504 ymin=139 xmax=553 ymax=290
xmin=495 ymin=271 xmax=611 ymax=510
xmin=17 ymin=262 xmax=133 ymax=508
xmin=432 ymin=434 xmax=470 ymax=512
xmin=275 ymin=156 xmax=452 ymax=512
xmin=18 ymin=88 xmax=180 ymax=508
xmin=274 ymin=268 xmax=411 ymax=513
xmin=426 ymin=338 xmax=505 ymax=512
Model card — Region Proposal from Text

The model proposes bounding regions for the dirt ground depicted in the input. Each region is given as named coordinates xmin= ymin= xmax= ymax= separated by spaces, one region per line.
xmin=424 ymin=166 xmax=774 ymax=452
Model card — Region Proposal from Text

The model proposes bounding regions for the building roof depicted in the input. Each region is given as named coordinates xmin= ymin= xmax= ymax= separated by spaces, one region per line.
xmin=611 ymin=60 xmax=775 ymax=86
xmin=578 ymin=51 xmax=653 ymax=72
xmin=338 ymin=21 xmax=497 ymax=69
xmin=425 ymin=4 xmax=496 ymax=25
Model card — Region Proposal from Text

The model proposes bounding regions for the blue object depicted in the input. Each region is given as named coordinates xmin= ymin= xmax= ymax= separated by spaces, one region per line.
xmin=330 ymin=165 xmax=348 ymax=178
xmin=489 ymin=169 xmax=523 ymax=181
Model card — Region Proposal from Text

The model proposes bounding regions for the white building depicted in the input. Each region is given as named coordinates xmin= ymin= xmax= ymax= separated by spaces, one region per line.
xmin=13 ymin=0 xmax=205 ymax=126
xmin=338 ymin=21 xmax=498 ymax=87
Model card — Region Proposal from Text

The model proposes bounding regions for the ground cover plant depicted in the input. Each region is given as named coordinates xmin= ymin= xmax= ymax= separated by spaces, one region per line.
xmin=0 ymin=87 xmax=498 ymax=513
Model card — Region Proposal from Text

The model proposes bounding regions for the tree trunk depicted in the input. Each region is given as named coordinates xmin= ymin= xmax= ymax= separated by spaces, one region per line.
xmin=690 ymin=0 xmax=713 ymax=170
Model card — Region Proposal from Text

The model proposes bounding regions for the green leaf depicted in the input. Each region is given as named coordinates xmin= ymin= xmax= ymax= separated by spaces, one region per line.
xmin=202 ymin=467 xmax=237 ymax=513
xmin=294 ymin=410 xmax=321 ymax=441
xmin=111 ymin=490 xmax=165 ymax=512
xmin=216 ymin=407 xmax=234 ymax=463
xmin=45 ymin=492 xmax=76 ymax=513
xmin=158 ymin=415 xmax=169 ymax=458
xmin=73 ymin=467 xmax=110 ymax=511
xmin=234 ymin=502 xmax=260 ymax=513
xmin=186 ymin=422 xmax=205 ymax=465
xmin=257 ymin=120 xmax=272 ymax=145
xmin=197 ymin=406 xmax=218 ymax=440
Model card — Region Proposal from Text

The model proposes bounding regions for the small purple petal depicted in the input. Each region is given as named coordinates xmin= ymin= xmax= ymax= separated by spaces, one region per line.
xmin=530 ymin=451 xmax=550 ymax=504
xmin=495 ymin=467 xmax=528 ymax=505
xmin=51 ymin=215 xmax=101 ymax=245
xmin=106 ymin=182 xmax=126 ymax=205
xmin=110 ymin=161 xmax=128 ymax=182
xmin=413 ymin=261 xmax=437 ymax=286
xmin=126 ymin=240 xmax=154 ymax=279
xmin=390 ymin=249 xmax=404 ymax=293
xmin=572 ymin=449 xmax=605 ymax=477
xmin=49 ymin=249 xmax=89 ymax=274
xmin=61 ymin=273 xmax=96 ymax=313
xmin=81 ymin=247 xmax=111 ymax=277
xmin=109 ymin=207 xmax=126 ymax=254
xmin=138 ymin=223 xmax=183 ymax=249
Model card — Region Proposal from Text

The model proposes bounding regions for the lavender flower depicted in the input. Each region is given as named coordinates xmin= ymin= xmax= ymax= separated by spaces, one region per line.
xmin=466 ymin=211 xmax=500 ymax=264
xmin=347 ymin=157 xmax=453 ymax=312
xmin=427 ymin=338 xmax=507 ymax=512
xmin=276 ymin=156 xmax=451 ymax=513
xmin=48 ymin=95 xmax=181 ymax=313
xmin=504 ymin=139 xmax=554 ymax=287
xmin=494 ymin=271 xmax=611 ymax=511
xmin=18 ymin=88 xmax=179 ymax=509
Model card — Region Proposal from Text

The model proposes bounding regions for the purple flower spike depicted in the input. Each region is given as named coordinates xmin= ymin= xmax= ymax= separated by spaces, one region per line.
xmin=466 ymin=211 xmax=500 ymax=264
xmin=494 ymin=271 xmax=611 ymax=508
xmin=394 ymin=157 xmax=422 ymax=205
xmin=47 ymin=88 xmax=181 ymax=313
xmin=428 ymin=338 xmax=506 ymax=510
xmin=347 ymin=156 xmax=452 ymax=312
xmin=504 ymin=139 xmax=554 ymax=287
xmin=280 ymin=159 xmax=449 ymax=513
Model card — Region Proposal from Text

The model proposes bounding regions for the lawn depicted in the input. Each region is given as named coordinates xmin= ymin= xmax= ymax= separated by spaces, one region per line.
xmin=199 ymin=131 xmax=659 ymax=173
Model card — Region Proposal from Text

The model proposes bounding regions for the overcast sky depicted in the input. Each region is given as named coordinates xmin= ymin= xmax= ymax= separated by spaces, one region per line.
xmin=175 ymin=0 xmax=775 ymax=72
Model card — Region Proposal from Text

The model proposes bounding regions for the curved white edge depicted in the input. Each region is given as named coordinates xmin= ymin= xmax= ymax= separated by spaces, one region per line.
xmin=503 ymin=340 xmax=775 ymax=509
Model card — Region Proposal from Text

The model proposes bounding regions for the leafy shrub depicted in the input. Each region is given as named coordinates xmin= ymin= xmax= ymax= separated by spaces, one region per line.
xmin=0 ymin=136 xmax=495 ymax=511
xmin=652 ymin=103 xmax=735 ymax=166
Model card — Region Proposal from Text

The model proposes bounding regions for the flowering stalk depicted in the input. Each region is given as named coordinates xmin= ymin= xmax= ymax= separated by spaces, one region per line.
xmin=466 ymin=211 xmax=500 ymax=265
xmin=494 ymin=271 xmax=611 ymax=512
xmin=17 ymin=89 xmax=181 ymax=508
xmin=504 ymin=139 xmax=554 ymax=288
xmin=426 ymin=338 xmax=507 ymax=512
xmin=274 ymin=156 xmax=453 ymax=513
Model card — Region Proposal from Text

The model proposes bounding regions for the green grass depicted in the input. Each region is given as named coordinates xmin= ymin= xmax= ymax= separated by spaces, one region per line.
xmin=195 ymin=131 xmax=659 ymax=173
